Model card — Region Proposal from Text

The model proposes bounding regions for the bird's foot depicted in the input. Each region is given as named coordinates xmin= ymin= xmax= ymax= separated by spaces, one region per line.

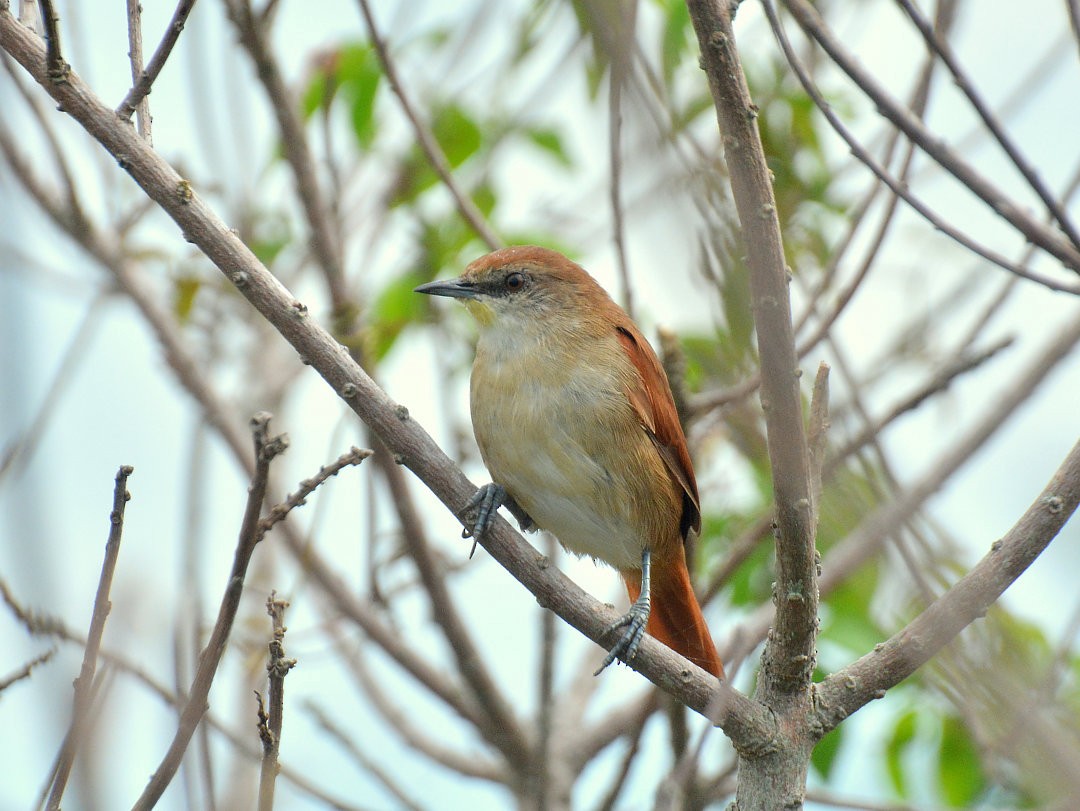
xmin=459 ymin=483 xmax=507 ymax=540
xmin=595 ymin=594 xmax=651 ymax=676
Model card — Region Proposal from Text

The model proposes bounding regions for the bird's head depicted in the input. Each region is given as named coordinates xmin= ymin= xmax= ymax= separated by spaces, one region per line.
xmin=415 ymin=245 xmax=611 ymax=330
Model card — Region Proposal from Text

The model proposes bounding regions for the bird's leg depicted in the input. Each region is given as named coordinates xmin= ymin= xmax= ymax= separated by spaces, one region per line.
xmin=595 ymin=548 xmax=651 ymax=675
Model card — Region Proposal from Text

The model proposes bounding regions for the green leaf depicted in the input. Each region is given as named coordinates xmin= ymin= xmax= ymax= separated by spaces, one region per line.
xmin=301 ymin=70 xmax=330 ymax=120
xmin=369 ymin=271 xmax=427 ymax=362
xmin=885 ymin=709 xmax=918 ymax=798
xmin=938 ymin=715 xmax=985 ymax=806
xmin=812 ymin=725 xmax=843 ymax=780
xmin=172 ymin=275 xmax=200 ymax=324
xmin=525 ymin=127 xmax=573 ymax=167
xmin=433 ymin=104 xmax=482 ymax=168
xmin=338 ymin=44 xmax=382 ymax=148
xmin=389 ymin=103 xmax=483 ymax=207
xmin=659 ymin=0 xmax=691 ymax=86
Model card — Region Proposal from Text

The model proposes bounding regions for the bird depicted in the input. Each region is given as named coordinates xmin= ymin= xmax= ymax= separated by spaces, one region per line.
xmin=415 ymin=245 xmax=724 ymax=678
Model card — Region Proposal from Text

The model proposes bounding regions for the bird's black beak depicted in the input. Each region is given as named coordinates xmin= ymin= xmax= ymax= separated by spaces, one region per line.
xmin=414 ymin=277 xmax=481 ymax=300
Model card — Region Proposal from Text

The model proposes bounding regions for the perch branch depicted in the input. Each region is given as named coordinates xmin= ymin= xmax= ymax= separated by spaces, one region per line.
xmin=0 ymin=11 xmax=771 ymax=747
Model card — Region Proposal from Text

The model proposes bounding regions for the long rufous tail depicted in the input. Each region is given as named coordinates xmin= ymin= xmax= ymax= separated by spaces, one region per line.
xmin=623 ymin=552 xmax=724 ymax=679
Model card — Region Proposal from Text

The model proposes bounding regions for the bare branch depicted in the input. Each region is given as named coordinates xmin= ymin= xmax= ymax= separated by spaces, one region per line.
xmin=807 ymin=362 xmax=830 ymax=529
xmin=133 ymin=414 xmax=286 ymax=809
xmin=117 ymin=0 xmax=198 ymax=123
xmin=781 ymin=0 xmax=1080 ymax=274
xmin=815 ymin=434 xmax=1080 ymax=731
xmin=44 ymin=465 xmax=133 ymax=811
xmin=37 ymin=0 xmax=66 ymax=80
xmin=0 ymin=9 xmax=770 ymax=743
xmin=765 ymin=0 xmax=1080 ymax=295
xmin=0 ymin=647 xmax=55 ymax=693
xmin=123 ymin=0 xmax=151 ymax=140
xmin=305 ymin=703 xmax=426 ymax=811
xmin=224 ymin=0 xmax=346 ymax=302
xmin=257 ymin=445 xmax=373 ymax=541
xmin=895 ymin=0 xmax=1080 ymax=249
xmin=354 ymin=0 xmax=500 ymax=250
xmin=257 ymin=593 xmax=295 ymax=811
xmin=373 ymin=448 xmax=532 ymax=770
xmin=686 ymin=0 xmax=818 ymax=698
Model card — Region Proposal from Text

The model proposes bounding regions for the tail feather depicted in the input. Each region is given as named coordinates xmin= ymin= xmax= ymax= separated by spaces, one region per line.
xmin=623 ymin=554 xmax=724 ymax=679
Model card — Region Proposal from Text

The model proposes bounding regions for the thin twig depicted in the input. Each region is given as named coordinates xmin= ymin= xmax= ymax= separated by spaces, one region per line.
xmin=0 ymin=579 xmax=364 ymax=809
xmin=607 ymin=4 xmax=635 ymax=317
xmin=766 ymin=0 xmax=1080 ymax=294
xmin=534 ymin=534 xmax=558 ymax=809
xmin=895 ymin=0 xmax=1080 ymax=249
xmin=780 ymin=0 xmax=1080 ymax=274
xmin=826 ymin=337 xmax=1013 ymax=473
xmin=37 ymin=0 xmax=66 ymax=80
xmin=45 ymin=465 xmax=133 ymax=811
xmin=305 ymin=703 xmax=426 ymax=811
xmin=224 ymin=0 xmax=346 ymax=303
xmin=354 ymin=0 xmax=500 ymax=250
xmin=257 ymin=445 xmax=373 ymax=541
xmin=0 ymin=647 xmax=55 ymax=692
xmin=331 ymin=628 xmax=506 ymax=782
xmin=123 ymin=0 xmax=151 ymax=140
xmin=117 ymin=0 xmax=198 ymax=122
xmin=133 ymin=414 xmax=287 ymax=809
xmin=257 ymin=593 xmax=295 ymax=811
xmin=372 ymin=448 xmax=532 ymax=771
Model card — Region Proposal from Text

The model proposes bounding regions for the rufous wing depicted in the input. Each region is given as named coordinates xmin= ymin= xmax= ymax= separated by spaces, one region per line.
xmin=615 ymin=325 xmax=700 ymax=538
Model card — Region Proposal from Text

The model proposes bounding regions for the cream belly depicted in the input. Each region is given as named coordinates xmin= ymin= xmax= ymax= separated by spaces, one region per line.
xmin=470 ymin=326 xmax=654 ymax=571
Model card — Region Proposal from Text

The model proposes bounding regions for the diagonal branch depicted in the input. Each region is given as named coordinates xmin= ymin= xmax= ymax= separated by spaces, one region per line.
xmin=44 ymin=465 xmax=133 ymax=811
xmin=814 ymin=435 xmax=1080 ymax=732
xmin=132 ymin=414 xmax=287 ymax=809
xmin=0 ymin=8 xmax=771 ymax=745
xmin=782 ymin=0 xmax=1080 ymax=274
xmin=895 ymin=0 xmax=1080 ymax=249
xmin=117 ymin=0 xmax=198 ymax=124
xmin=355 ymin=0 xmax=500 ymax=250
xmin=225 ymin=0 xmax=346 ymax=303
xmin=764 ymin=0 xmax=1080 ymax=295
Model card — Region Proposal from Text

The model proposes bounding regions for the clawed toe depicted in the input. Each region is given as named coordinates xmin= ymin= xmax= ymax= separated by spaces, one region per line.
xmin=595 ymin=601 xmax=651 ymax=676
xmin=459 ymin=483 xmax=506 ymax=539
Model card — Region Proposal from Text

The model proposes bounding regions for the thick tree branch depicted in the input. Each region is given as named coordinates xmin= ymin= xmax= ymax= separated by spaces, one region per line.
xmin=685 ymin=0 xmax=818 ymax=697
xmin=0 ymin=8 xmax=770 ymax=745
xmin=814 ymin=435 xmax=1080 ymax=732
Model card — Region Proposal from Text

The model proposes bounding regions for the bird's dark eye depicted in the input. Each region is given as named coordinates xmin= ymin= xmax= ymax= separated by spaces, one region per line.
xmin=505 ymin=271 xmax=525 ymax=291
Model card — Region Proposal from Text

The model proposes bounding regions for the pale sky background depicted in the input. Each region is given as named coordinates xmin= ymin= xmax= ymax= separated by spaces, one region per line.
xmin=2 ymin=1 xmax=1079 ymax=808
